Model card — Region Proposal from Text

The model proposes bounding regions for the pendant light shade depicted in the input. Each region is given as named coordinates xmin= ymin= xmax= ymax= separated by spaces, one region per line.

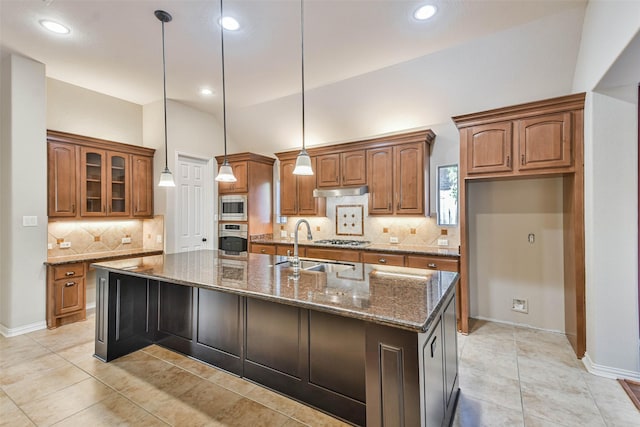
xmin=292 ymin=0 xmax=313 ymax=176
xmin=215 ymin=0 xmax=237 ymax=183
xmin=155 ymin=9 xmax=175 ymax=188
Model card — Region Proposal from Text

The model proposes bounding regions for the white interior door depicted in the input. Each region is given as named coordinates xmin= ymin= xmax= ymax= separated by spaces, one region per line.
xmin=175 ymin=154 xmax=213 ymax=252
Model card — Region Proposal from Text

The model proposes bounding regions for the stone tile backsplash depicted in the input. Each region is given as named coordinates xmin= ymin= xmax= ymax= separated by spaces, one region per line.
xmin=277 ymin=195 xmax=459 ymax=248
xmin=48 ymin=215 xmax=164 ymax=257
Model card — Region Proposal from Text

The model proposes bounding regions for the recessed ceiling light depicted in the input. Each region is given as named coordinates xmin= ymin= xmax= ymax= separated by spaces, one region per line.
xmin=39 ymin=19 xmax=70 ymax=34
xmin=200 ymin=88 xmax=214 ymax=96
xmin=413 ymin=4 xmax=437 ymax=21
xmin=220 ymin=16 xmax=240 ymax=31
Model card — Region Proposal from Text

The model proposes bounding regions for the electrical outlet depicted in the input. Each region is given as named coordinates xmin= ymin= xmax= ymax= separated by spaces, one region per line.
xmin=22 ymin=216 xmax=37 ymax=227
xmin=280 ymin=230 xmax=288 ymax=238
xmin=389 ymin=236 xmax=399 ymax=244
xmin=512 ymin=298 xmax=528 ymax=313
xmin=156 ymin=235 xmax=163 ymax=244
xmin=47 ymin=243 xmax=53 ymax=250
xmin=437 ymin=238 xmax=449 ymax=246
xmin=60 ymin=241 xmax=71 ymax=249
xmin=122 ymin=237 xmax=132 ymax=244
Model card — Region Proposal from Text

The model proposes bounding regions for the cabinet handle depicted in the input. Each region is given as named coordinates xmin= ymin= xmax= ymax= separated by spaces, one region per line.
xmin=261 ymin=249 xmax=266 ymax=254
xmin=65 ymin=281 xmax=76 ymax=287
xmin=379 ymin=258 xmax=387 ymax=264
xmin=65 ymin=271 xmax=75 ymax=277
xmin=521 ymin=154 xmax=525 ymax=165
xmin=506 ymin=155 xmax=510 ymax=167
xmin=430 ymin=335 xmax=437 ymax=358
xmin=427 ymin=263 xmax=437 ymax=269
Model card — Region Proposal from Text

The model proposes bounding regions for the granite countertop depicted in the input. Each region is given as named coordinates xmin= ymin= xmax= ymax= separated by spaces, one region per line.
xmin=252 ymin=237 xmax=460 ymax=257
xmin=92 ymin=250 xmax=458 ymax=333
xmin=45 ymin=248 xmax=164 ymax=266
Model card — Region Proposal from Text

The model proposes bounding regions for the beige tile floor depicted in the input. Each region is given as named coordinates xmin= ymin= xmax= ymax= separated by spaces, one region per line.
xmin=1 ymin=315 xmax=638 ymax=426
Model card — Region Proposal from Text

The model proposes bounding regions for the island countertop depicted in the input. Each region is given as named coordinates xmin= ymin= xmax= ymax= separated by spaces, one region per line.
xmin=92 ymin=249 xmax=458 ymax=333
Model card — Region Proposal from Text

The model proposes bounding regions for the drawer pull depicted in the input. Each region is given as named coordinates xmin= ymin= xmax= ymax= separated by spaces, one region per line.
xmin=378 ymin=258 xmax=387 ymax=264
xmin=65 ymin=271 xmax=75 ymax=277
xmin=427 ymin=263 xmax=437 ymax=268
xmin=65 ymin=281 xmax=76 ymax=287
xmin=261 ymin=249 xmax=266 ymax=254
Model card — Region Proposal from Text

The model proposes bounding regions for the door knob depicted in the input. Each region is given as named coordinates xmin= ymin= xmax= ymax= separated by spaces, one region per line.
xmin=202 ymin=238 xmax=207 ymax=242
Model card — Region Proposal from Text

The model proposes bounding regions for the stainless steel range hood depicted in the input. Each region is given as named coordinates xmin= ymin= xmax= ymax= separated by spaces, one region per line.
xmin=313 ymin=185 xmax=369 ymax=198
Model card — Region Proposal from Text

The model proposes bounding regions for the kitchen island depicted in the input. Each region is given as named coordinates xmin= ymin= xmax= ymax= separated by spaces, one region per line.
xmin=92 ymin=250 xmax=459 ymax=427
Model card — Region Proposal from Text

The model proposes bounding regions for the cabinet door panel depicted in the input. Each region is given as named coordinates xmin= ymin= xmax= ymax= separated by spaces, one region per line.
xmin=80 ymin=147 xmax=107 ymax=216
xmin=423 ymin=318 xmax=445 ymax=427
xmin=518 ymin=112 xmax=571 ymax=170
xmin=197 ymin=289 xmax=241 ymax=356
xmin=395 ymin=142 xmax=424 ymax=215
xmin=158 ymin=282 xmax=193 ymax=340
xmin=280 ymin=160 xmax=297 ymax=215
xmin=466 ymin=122 xmax=513 ymax=174
xmin=367 ymin=147 xmax=393 ymax=215
xmin=54 ymin=278 xmax=84 ymax=315
xmin=317 ymin=154 xmax=340 ymax=187
xmin=131 ymin=155 xmax=154 ymax=217
xmin=107 ymin=152 xmax=130 ymax=216
xmin=48 ymin=142 xmax=77 ymax=217
xmin=218 ymin=161 xmax=248 ymax=193
xmin=297 ymin=157 xmax=319 ymax=215
xmin=246 ymin=298 xmax=302 ymax=378
xmin=341 ymin=150 xmax=366 ymax=186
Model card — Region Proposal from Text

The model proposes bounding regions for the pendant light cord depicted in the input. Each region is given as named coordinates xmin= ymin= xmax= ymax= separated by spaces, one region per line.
xmin=221 ymin=0 xmax=229 ymax=163
xmin=300 ymin=0 xmax=305 ymax=151
xmin=161 ymin=18 xmax=169 ymax=170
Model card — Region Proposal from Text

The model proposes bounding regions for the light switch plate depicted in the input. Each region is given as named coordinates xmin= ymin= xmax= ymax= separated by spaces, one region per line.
xmin=22 ymin=216 xmax=38 ymax=227
xmin=389 ymin=236 xmax=399 ymax=244
xmin=122 ymin=237 xmax=132 ymax=244
xmin=60 ymin=242 xmax=71 ymax=249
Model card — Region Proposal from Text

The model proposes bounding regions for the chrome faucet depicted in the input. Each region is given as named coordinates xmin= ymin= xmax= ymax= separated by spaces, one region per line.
xmin=292 ymin=218 xmax=313 ymax=274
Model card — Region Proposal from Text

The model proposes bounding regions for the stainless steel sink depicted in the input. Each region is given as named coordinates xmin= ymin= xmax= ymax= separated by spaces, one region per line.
xmin=275 ymin=258 xmax=355 ymax=273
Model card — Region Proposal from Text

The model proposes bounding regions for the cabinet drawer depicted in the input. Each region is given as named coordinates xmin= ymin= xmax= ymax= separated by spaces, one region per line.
xmin=361 ymin=252 xmax=405 ymax=267
xmin=251 ymin=244 xmax=276 ymax=255
xmin=53 ymin=277 xmax=85 ymax=315
xmin=405 ymin=255 xmax=459 ymax=272
xmin=52 ymin=263 xmax=86 ymax=280
xmin=305 ymin=247 xmax=361 ymax=263
xmin=276 ymin=244 xmax=302 ymax=256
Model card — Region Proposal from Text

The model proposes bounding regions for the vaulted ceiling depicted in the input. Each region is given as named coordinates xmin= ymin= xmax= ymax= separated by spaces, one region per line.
xmin=0 ymin=0 xmax=588 ymax=152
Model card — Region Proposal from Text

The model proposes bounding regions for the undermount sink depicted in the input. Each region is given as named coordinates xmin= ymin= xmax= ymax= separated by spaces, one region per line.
xmin=275 ymin=259 xmax=355 ymax=273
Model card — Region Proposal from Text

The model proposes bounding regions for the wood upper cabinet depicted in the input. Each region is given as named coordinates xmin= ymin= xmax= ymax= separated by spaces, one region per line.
xmin=368 ymin=142 xmax=426 ymax=215
xmin=518 ymin=112 xmax=571 ymax=171
xmin=317 ymin=150 xmax=366 ymax=187
xmin=279 ymin=157 xmax=325 ymax=216
xmin=131 ymin=155 xmax=154 ymax=217
xmin=465 ymin=122 xmax=513 ymax=175
xmin=458 ymin=108 xmax=573 ymax=178
xmin=48 ymin=142 xmax=77 ymax=217
xmin=217 ymin=161 xmax=248 ymax=194
xmin=367 ymin=147 xmax=393 ymax=215
xmin=47 ymin=130 xmax=155 ymax=219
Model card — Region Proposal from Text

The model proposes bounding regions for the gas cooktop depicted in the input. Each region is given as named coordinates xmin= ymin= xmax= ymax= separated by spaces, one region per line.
xmin=313 ymin=239 xmax=371 ymax=247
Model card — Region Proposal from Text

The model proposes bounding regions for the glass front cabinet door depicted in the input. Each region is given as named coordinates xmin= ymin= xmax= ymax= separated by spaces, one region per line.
xmin=80 ymin=147 xmax=107 ymax=216
xmin=107 ymin=152 xmax=130 ymax=216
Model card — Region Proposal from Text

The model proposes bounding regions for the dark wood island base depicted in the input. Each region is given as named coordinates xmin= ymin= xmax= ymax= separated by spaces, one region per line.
xmin=93 ymin=251 xmax=459 ymax=426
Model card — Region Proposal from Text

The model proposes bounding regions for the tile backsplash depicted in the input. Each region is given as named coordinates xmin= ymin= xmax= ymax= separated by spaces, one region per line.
xmin=48 ymin=215 xmax=164 ymax=257
xmin=277 ymin=195 xmax=459 ymax=248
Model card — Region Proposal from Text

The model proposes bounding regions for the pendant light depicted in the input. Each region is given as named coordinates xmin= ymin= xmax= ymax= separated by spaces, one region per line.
xmin=155 ymin=10 xmax=176 ymax=187
xmin=292 ymin=0 xmax=313 ymax=176
xmin=215 ymin=0 xmax=237 ymax=182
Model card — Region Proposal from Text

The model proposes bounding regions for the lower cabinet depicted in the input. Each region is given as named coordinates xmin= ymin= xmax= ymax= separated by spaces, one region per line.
xmin=46 ymin=262 xmax=86 ymax=328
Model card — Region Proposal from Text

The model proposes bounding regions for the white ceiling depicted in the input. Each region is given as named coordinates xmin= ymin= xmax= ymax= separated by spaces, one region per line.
xmin=0 ymin=0 xmax=590 ymax=152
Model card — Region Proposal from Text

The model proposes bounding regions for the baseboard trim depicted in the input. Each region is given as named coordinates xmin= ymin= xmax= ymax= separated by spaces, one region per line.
xmin=471 ymin=316 xmax=564 ymax=335
xmin=0 ymin=320 xmax=47 ymax=337
xmin=583 ymin=352 xmax=640 ymax=381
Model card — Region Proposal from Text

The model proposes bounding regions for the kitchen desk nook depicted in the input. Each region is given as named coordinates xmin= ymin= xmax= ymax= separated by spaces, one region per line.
xmin=91 ymin=250 xmax=459 ymax=427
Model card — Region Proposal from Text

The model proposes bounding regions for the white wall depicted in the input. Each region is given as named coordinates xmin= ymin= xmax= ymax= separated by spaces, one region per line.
xmin=572 ymin=0 xmax=640 ymax=377
xmin=143 ymin=99 xmax=226 ymax=254
xmin=0 ymin=55 xmax=48 ymax=334
xmin=468 ymin=178 xmax=566 ymax=331
xmin=47 ymin=78 xmax=142 ymax=145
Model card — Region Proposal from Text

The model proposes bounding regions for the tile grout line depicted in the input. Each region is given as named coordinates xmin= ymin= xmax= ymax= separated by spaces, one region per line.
xmin=513 ymin=329 xmax=526 ymax=426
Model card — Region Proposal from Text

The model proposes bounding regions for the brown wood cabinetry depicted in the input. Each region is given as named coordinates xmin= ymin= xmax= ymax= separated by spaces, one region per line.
xmin=461 ymin=110 xmax=573 ymax=178
xmin=47 ymin=130 xmax=155 ymax=219
xmin=367 ymin=147 xmax=393 ymax=214
xmin=46 ymin=262 xmax=86 ymax=328
xmin=305 ymin=247 xmax=361 ymax=263
xmin=251 ymin=244 xmax=276 ymax=255
xmin=405 ymin=255 xmax=459 ymax=272
xmin=278 ymin=157 xmax=325 ymax=216
xmin=217 ymin=161 xmax=248 ymax=194
xmin=453 ymin=93 xmax=586 ymax=357
xmin=361 ymin=252 xmax=404 ymax=266
xmin=47 ymin=142 xmax=77 ymax=217
xmin=317 ymin=151 xmax=367 ymax=187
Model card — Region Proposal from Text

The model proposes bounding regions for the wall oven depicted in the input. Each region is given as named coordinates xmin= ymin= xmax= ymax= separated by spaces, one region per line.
xmin=219 ymin=195 xmax=248 ymax=221
xmin=218 ymin=223 xmax=248 ymax=253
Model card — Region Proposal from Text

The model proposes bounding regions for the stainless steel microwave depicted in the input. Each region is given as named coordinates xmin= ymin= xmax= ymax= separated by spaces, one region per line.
xmin=219 ymin=195 xmax=247 ymax=221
